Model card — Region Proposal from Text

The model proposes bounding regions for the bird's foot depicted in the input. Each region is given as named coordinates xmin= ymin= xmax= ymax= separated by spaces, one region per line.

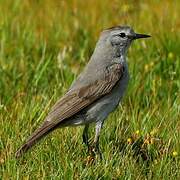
xmin=88 ymin=144 xmax=102 ymax=160
xmin=84 ymin=145 xmax=102 ymax=165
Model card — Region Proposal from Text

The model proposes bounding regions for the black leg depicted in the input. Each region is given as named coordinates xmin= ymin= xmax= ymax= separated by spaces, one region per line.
xmin=82 ymin=124 xmax=89 ymax=149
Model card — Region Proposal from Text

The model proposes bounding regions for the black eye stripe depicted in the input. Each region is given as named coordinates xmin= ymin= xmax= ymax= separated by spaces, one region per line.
xmin=119 ymin=33 xmax=126 ymax=38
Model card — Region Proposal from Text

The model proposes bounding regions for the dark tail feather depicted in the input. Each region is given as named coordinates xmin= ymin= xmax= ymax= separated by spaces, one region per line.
xmin=15 ymin=121 xmax=56 ymax=158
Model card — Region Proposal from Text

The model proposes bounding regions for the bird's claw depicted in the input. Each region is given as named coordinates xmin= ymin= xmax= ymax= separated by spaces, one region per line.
xmin=88 ymin=145 xmax=102 ymax=160
xmin=84 ymin=145 xmax=102 ymax=165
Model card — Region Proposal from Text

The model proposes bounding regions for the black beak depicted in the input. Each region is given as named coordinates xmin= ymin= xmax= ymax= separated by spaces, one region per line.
xmin=133 ymin=33 xmax=151 ymax=39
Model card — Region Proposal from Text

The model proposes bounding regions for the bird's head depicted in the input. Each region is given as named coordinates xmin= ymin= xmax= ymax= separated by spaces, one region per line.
xmin=99 ymin=26 xmax=151 ymax=57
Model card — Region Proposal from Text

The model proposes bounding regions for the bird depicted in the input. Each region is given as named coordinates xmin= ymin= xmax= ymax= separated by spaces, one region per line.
xmin=15 ymin=25 xmax=150 ymax=158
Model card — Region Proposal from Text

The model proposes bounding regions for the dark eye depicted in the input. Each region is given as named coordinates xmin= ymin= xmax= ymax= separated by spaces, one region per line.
xmin=119 ymin=33 xmax=126 ymax=38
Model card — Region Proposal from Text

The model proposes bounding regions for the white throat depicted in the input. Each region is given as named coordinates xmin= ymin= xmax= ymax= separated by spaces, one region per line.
xmin=120 ymin=54 xmax=126 ymax=64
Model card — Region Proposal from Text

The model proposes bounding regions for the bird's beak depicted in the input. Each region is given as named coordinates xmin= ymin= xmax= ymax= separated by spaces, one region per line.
xmin=133 ymin=33 xmax=151 ymax=39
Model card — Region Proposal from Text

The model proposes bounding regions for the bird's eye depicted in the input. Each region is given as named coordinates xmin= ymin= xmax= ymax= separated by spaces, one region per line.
xmin=119 ymin=33 xmax=126 ymax=38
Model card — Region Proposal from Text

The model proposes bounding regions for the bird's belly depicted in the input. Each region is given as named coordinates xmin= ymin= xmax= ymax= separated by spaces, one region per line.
xmin=85 ymin=97 xmax=120 ymax=123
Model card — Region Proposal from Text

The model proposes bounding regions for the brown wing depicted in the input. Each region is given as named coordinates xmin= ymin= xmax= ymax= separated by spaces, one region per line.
xmin=46 ymin=63 xmax=124 ymax=125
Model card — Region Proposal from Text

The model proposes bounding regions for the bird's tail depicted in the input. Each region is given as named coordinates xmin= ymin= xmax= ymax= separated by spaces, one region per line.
xmin=15 ymin=121 xmax=57 ymax=158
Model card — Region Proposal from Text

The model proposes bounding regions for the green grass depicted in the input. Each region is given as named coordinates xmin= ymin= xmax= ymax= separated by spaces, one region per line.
xmin=0 ymin=0 xmax=180 ymax=179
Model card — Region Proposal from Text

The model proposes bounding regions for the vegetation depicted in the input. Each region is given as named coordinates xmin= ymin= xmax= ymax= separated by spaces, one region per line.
xmin=0 ymin=0 xmax=179 ymax=179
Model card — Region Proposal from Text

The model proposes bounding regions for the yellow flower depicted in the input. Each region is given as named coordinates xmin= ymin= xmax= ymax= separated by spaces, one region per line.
xmin=168 ymin=52 xmax=174 ymax=59
xmin=172 ymin=151 xmax=178 ymax=157
xmin=135 ymin=130 xmax=140 ymax=135
xmin=127 ymin=138 xmax=132 ymax=144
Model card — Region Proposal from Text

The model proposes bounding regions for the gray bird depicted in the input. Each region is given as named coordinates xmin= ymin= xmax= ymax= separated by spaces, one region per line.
xmin=15 ymin=26 xmax=150 ymax=158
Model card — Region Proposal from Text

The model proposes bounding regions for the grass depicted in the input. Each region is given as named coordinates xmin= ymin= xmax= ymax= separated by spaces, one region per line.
xmin=0 ymin=0 xmax=180 ymax=179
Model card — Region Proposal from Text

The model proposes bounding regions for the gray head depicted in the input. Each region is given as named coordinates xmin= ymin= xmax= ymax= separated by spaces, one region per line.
xmin=96 ymin=26 xmax=151 ymax=57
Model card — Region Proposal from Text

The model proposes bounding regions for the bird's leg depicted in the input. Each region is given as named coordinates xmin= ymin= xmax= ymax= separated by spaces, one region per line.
xmin=82 ymin=124 xmax=89 ymax=150
xmin=91 ymin=121 xmax=103 ymax=159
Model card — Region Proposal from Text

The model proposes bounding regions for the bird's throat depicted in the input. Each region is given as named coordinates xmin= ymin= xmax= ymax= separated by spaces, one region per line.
xmin=113 ymin=47 xmax=126 ymax=64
